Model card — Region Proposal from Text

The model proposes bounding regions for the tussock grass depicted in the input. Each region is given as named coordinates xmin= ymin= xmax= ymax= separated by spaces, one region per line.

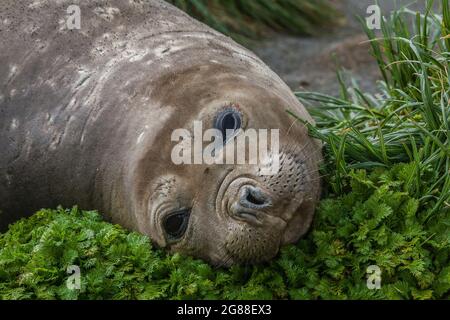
xmin=294 ymin=0 xmax=450 ymax=212
xmin=166 ymin=0 xmax=339 ymax=43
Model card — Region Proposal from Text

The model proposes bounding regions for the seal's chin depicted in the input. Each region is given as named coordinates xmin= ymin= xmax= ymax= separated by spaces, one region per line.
xmin=223 ymin=222 xmax=283 ymax=264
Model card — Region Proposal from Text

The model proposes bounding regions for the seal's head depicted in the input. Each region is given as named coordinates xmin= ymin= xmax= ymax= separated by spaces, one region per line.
xmin=129 ymin=51 xmax=322 ymax=267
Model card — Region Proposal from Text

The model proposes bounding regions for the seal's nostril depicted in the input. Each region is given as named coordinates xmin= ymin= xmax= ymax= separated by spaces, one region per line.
xmin=246 ymin=192 xmax=265 ymax=206
xmin=240 ymin=185 xmax=271 ymax=208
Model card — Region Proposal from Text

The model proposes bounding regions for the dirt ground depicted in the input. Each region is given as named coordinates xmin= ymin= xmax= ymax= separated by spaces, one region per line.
xmin=253 ymin=0 xmax=433 ymax=96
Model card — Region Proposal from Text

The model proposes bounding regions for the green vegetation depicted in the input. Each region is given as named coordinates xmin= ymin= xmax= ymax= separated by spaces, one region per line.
xmin=0 ymin=165 xmax=448 ymax=299
xmin=166 ymin=0 xmax=339 ymax=43
xmin=0 ymin=1 xmax=449 ymax=300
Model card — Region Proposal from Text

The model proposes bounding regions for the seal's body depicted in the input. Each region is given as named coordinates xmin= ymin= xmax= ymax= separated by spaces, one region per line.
xmin=0 ymin=0 xmax=322 ymax=265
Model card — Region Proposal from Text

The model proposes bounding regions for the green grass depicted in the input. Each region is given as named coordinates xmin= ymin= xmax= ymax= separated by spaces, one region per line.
xmin=0 ymin=165 xmax=448 ymax=299
xmin=0 ymin=1 xmax=449 ymax=300
xmin=166 ymin=0 xmax=340 ymax=44
xmin=294 ymin=0 xmax=450 ymax=211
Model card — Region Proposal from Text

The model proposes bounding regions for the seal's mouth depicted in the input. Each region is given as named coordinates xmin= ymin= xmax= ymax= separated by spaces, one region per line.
xmin=228 ymin=202 xmax=263 ymax=226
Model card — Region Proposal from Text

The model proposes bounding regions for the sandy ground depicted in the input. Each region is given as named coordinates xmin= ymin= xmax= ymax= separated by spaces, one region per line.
xmin=253 ymin=0 xmax=433 ymax=96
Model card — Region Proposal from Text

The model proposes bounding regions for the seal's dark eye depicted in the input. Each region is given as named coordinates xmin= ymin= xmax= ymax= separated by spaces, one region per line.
xmin=163 ymin=209 xmax=190 ymax=240
xmin=215 ymin=109 xmax=242 ymax=142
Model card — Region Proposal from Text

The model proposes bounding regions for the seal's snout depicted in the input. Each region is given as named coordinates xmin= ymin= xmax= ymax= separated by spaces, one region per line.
xmin=240 ymin=185 xmax=271 ymax=209
xmin=228 ymin=185 xmax=272 ymax=226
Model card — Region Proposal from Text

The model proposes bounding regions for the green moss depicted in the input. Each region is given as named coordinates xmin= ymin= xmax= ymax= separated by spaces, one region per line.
xmin=0 ymin=163 xmax=448 ymax=299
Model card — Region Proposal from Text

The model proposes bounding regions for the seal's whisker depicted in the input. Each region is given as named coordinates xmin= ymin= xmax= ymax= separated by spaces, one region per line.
xmin=215 ymin=254 xmax=233 ymax=270
xmin=214 ymin=243 xmax=232 ymax=270
xmin=307 ymin=175 xmax=329 ymax=183
xmin=284 ymin=134 xmax=316 ymax=159
xmin=282 ymin=115 xmax=308 ymax=138
xmin=292 ymin=144 xmax=323 ymax=165
xmin=285 ymin=118 xmax=300 ymax=138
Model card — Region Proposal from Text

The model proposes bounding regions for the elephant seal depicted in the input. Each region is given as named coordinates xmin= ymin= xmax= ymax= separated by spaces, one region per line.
xmin=0 ymin=0 xmax=322 ymax=266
